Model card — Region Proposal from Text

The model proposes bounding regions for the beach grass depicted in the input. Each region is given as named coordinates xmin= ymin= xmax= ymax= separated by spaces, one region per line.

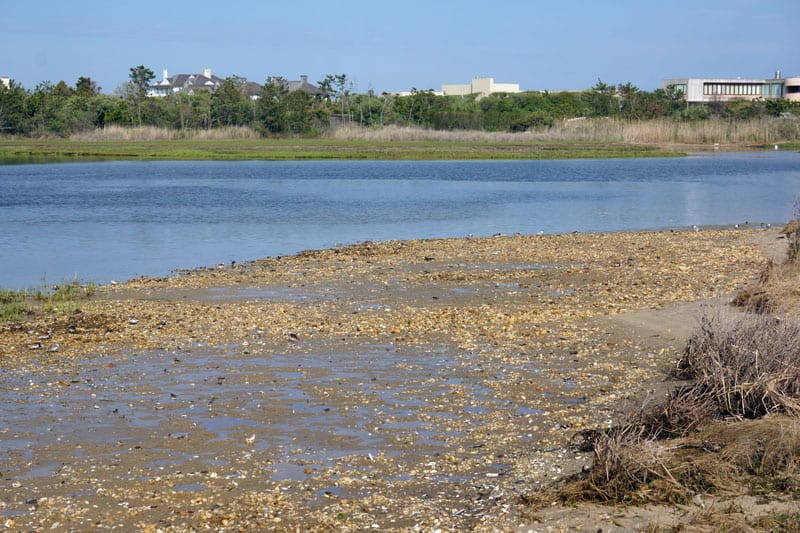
xmin=0 ymin=279 xmax=96 ymax=321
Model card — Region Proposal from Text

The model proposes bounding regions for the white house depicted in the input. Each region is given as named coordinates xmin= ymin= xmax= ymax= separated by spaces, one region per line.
xmin=148 ymin=67 xmax=224 ymax=97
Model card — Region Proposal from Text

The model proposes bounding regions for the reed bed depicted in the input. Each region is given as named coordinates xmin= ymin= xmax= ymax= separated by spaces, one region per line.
xmin=70 ymin=125 xmax=176 ymax=141
xmin=67 ymin=118 xmax=800 ymax=145
xmin=328 ymin=125 xmax=549 ymax=143
xmin=332 ymin=117 xmax=800 ymax=145
xmin=69 ymin=125 xmax=260 ymax=142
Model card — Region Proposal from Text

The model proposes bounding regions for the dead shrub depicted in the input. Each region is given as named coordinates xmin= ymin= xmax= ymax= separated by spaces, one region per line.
xmin=565 ymin=425 xmax=697 ymax=504
xmin=629 ymin=383 xmax=718 ymax=440
xmin=676 ymin=310 xmax=800 ymax=419
xmin=716 ymin=417 xmax=800 ymax=490
xmin=560 ymin=417 xmax=800 ymax=506
xmin=556 ymin=309 xmax=800 ymax=506
xmin=734 ymin=216 xmax=800 ymax=315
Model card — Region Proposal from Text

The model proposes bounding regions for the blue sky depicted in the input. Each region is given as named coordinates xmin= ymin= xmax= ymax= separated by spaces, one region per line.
xmin=2 ymin=0 xmax=798 ymax=94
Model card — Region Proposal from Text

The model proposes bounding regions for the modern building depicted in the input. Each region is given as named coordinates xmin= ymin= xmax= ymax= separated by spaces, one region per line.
xmin=148 ymin=67 xmax=224 ymax=97
xmin=663 ymin=72 xmax=800 ymax=104
xmin=441 ymin=77 xmax=520 ymax=98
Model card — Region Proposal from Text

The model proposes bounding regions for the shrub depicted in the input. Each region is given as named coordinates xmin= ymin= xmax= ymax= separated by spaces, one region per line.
xmin=560 ymin=308 xmax=800 ymax=505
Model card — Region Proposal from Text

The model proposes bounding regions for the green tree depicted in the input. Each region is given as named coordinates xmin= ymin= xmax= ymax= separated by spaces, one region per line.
xmin=256 ymin=77 xmax=289 ymax=134
xmin=29 ymin=81 xmax=70 ymax=134
xmin=211 ymin=76 xmax=249 ymax=127
xmin=284 ymin=90 xmax=315 ymax=134
xmin=617 ymin=82 xmax=642 ymax=119
xmin=764 ymin=98 xmax=789 ymax=117
xmin=75 ymin=76 xmax=100 ymax=98
xmin=0 ymin=79 xmax=28 ymax=134
xmin=318 ymin=74 xmax=351 ymax=123
xmin=582 ymin=79 xmax=618 ymax=117
xmin=128 ymin=65 xmax=155 ymax=125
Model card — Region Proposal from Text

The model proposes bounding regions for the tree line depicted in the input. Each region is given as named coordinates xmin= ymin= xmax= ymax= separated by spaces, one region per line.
xmin=0 ymin=66 xmax=796 ymax=137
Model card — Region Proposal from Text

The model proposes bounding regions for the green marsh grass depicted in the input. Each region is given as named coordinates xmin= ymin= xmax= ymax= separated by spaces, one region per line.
xmin=0 ymin=136 xmax=680 ymax=161
xmin=0 ymin=279 xmax=97 ymax=322
xmin=2 ymin=117 xmax=797 ymax=162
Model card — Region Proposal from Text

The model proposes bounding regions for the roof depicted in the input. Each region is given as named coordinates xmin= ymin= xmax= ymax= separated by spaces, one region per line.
xmin=149 ymin=71 xmax=323 ymax=98
xmin=282 ymin=78 xmax=324 ymax=96
xmin=149 ymin=70 xmax=225 ymax=95
xmin=244 ymin=76 xmax=325 ymax=98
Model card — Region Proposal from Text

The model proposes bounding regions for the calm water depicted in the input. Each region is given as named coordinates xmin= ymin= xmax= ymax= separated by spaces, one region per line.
xmin=2 ymin=152 xmax=799 ymax=289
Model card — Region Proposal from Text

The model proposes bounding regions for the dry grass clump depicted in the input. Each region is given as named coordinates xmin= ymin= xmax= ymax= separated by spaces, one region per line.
xmin=190 ymin=126 xmax=260 ymax=140
xmin=563 ymin=416 xmax=800 ymax=505
xmin=623 ymin=117 xmax=800 ymax=145
xmin=70 ymin=125 xmax=177 ymax=141
xmin=677 ymin=310 xmax=800 ymax=418
xmin=560 ymin=309 xmax=800 ymax=506
xmin=70 ymin=125 xmax=260 ymax=141
xmin=331 ymin=117 xmax=800 ymax=144
xmin=735 ymin=220 xmax=800 ymax=316
xmin=329 ymin=125 xmax=543 ymax=143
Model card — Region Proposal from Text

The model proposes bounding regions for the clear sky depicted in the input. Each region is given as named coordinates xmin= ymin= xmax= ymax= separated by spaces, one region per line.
xmin=2 ymin=0 xmax=798 ymax=94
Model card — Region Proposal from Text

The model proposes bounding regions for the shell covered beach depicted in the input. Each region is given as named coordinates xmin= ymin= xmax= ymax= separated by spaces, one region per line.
xmin=0 ymin=229 xmax=768 ymax=531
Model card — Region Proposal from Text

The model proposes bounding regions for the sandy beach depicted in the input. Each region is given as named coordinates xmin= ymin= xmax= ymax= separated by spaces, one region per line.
xmin=0 ymin=228 xmax=771 ymax=531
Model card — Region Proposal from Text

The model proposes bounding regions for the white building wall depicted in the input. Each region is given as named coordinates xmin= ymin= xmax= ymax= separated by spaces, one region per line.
xmin=441 ymin=83 xmax=471 ymax=96
xmin=785 ymin=77 xmax=800 ymax=102
xmin=686 ymin=79 xmax=704 ymax=102
xmin=470 ymin=78 xmax=493 ymax=95
xmin=490 ymin=82 xmax=520 ymax=93
xmin=442 ymin=77 xmax=521 ymax=97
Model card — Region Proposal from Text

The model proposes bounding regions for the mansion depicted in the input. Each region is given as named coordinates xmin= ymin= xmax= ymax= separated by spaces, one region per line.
xmin=147 ymin=68 xmax=323 ymax=99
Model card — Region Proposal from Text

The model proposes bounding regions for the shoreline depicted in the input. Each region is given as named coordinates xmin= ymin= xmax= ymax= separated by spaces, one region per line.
xmin=1 ymin=222 xmax=781 ymax=293
xmin=1 ymin=137 xmax=787 ymax=164
xmin=0 ymin=228 xmax=774 ymax=530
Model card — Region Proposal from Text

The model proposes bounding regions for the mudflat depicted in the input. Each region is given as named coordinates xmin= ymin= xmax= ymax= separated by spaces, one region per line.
xmin=0 ymin=229 xmax=770 ymax=531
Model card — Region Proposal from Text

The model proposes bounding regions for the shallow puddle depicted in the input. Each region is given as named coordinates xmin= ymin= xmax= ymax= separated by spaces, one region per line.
xmin=0 ymin=339 xmax=583 ymax=518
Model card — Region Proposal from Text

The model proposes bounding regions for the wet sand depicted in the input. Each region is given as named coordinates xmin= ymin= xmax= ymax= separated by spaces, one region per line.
xmin=0 ymin=229 xmax=772 ymax=531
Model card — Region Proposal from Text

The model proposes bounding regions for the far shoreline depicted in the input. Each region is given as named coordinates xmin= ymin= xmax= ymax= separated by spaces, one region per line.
xmin=0 ymin=137 xmax=756 ymax=163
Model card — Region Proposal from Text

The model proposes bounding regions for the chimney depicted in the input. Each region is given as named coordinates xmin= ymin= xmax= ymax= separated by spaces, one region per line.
xmin=203 ymin=67 xmax=212 ymax=79
xmin=300 ymin=75 xmax=308 ymax=84
xmin=776 ymin=70 xmax=782 ymax=80
xmin=162 ymin=69 xmax=169 ymax=81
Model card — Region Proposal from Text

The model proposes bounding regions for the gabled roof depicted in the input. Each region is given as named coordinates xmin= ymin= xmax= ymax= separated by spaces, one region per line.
xmin=244 ymin=76 xmax=325 ymax=98
xmin=149 ymin=69 xmax=225 ymax=95
xmin=282 ymin=77 xmax=324 ymax=96
xmin=170 ymin=73 xmax=224 ymax=89
xmin=242 ymin=81 xmax=264 ymax=98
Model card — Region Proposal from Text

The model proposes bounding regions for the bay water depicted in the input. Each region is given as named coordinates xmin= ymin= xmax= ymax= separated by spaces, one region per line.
xmin=1 ymin=152 xmax=799 ymax=289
